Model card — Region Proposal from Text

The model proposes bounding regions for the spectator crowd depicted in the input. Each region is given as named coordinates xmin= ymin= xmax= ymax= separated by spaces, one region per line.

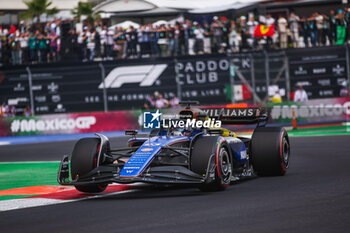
xmin=144 ymin=92 xmax=179 ymax=110
xmin=0 ymin=103 xmax=32 ymax=117
xmin=2 ymin=7 xmax=350 ymax=66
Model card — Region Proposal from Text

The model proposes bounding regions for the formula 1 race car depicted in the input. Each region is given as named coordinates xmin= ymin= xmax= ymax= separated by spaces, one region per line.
xmin=58 ymin=101 xmax=290 ymax=193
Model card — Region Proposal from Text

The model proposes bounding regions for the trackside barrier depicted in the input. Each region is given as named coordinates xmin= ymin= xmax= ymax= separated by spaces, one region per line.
xmin=0 ymin=46 xmax=348 ymax=116
xmin=1 ymin=97 xmax=350 ymax=137
xmin=0 ymin=111 xmax=140 ymax=137
xmin=268 ymin=97 xmax=350 ymax=125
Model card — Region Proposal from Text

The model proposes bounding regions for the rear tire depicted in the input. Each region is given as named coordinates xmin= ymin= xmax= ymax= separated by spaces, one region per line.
xmin=191 ymin=136 xmax=232 ymax=191
xmin=71 ymin=138 xmax=107 ymax=193
xmin=250 ymin=127 xmax=290 ymax=176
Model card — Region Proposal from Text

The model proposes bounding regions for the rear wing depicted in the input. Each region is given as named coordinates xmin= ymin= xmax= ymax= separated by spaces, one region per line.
xmin=200 ymin=108 xmax=268 ymax=126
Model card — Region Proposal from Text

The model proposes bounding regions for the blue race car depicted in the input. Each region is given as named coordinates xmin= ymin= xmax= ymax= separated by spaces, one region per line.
xmin=58 ymin=101 xmax=290 ymax=193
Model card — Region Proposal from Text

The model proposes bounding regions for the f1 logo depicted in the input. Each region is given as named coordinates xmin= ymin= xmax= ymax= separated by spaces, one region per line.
xmin=98 ymin=64 xmax=168 ymax=89
xmin=143 ymin=110 xmax=161 ymax=129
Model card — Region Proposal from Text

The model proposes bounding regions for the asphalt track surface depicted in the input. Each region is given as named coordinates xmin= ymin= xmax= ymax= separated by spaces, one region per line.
xmin=1 ymin=135 xmax=350 ymax=233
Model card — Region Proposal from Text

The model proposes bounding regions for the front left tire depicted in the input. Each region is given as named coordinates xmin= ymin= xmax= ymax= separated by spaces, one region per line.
xmin=70 ymin=138 xmax=108 ymax=193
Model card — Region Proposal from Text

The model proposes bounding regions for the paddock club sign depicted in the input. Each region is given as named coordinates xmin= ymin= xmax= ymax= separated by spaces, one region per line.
xmin=101 ymin=56 xmax=239 ymax=108
xmin=0 ymin=55 xmax=245 ymax=115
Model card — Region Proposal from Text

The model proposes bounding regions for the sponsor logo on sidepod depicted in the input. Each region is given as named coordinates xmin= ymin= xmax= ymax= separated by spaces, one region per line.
xmin=141 ymin=148 xmax=153 ymax=152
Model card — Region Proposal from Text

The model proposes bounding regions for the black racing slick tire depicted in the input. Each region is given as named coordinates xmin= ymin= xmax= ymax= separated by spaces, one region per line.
xmin=191 ymin=136 xmax=232 ymax=191
xmin=70 ymin=138 xmax=107 ymax=193
xmin=250 ymin=127 xmax=290 ymax=176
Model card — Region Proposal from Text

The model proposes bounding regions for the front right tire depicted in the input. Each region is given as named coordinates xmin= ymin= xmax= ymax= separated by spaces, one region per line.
xmin=191 ymin=136 xmax=232 ymax=191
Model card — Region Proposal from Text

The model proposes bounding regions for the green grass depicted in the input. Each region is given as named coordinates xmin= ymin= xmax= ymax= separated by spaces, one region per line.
xmin=0 ymin=162 xmax=60 ymax=191
xmin=288 ymin=125 xmax=350 ymax=136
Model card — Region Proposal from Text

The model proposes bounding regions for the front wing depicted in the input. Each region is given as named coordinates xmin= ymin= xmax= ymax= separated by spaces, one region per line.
xmin=57 ymin=155 xmax=206 ymax=186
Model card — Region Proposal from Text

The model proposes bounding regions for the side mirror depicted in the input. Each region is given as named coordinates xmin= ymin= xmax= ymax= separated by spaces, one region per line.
xmin=207 ymin=129 xmax=223 ymax=135
xmin=125 ymin=130 xmax=138 ymax=136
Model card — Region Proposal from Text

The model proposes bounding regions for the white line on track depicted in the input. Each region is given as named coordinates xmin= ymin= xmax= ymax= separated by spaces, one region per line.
xmin=0 ymin=189 xmax=136 ymax=212
xmin=0 ymin=141 xmax=10 ymax=146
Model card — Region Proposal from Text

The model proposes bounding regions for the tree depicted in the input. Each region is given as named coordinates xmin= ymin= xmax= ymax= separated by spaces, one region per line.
xmin=72 ymin=2 xmax=102 ymax=25
xmin=21 ymin=0 xmax=59 ymax=25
